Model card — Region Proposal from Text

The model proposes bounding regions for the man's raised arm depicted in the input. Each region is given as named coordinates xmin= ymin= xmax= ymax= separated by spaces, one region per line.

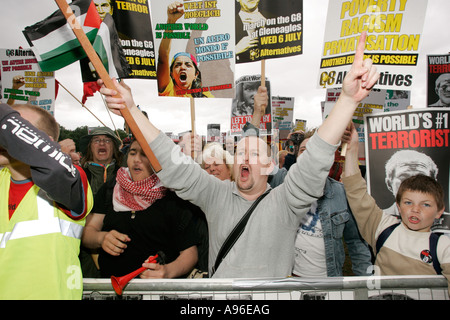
xmin=99 ymin=78 xmax=160 ymax=144
xmin=317 ymin=32 xmax=379 ymax=145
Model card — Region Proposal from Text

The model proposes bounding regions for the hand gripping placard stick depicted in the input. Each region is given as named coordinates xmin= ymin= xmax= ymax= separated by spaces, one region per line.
xmin=54 ymin=0 xmax=162 ymax=172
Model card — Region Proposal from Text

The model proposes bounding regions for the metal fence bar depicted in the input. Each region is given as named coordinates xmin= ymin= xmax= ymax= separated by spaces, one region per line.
xmin=82 ymin=275 xmax=448 ymax=300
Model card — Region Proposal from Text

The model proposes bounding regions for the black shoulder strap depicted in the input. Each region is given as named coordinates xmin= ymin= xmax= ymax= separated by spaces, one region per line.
xmin=375 ymin=223 xmax=400 ymax=254
xmin=211 ymin=190 xmax=270 ymax=276
xmin=376 ymin=224 xmax=443 ymax=275
xmin=429 ymin=232 xmax=443 ymax=275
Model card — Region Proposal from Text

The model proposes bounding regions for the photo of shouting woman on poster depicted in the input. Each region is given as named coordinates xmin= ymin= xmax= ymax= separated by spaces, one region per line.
xmin=157 ymin=2 xmax=213 ymax=98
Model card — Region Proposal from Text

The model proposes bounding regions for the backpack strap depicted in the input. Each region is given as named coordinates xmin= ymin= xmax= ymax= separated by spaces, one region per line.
xmin=375 ymin=223 xmax=400 ymax=255
xmin=376 ymin=223 xmax=443 ymax=275
xmin=211 ymin=190 xmax=271 ymax=277
xmin=429 ymin=232 xmax=443 ymax=275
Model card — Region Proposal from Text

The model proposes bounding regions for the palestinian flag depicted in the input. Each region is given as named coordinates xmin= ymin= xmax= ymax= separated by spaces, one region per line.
xmin=80 ymin=13 xmax=131 ymax=103
xmin=91 ymin=13 xmax=130 ymax=80
xmin=22 ymin=0 xmax=130 ymax=79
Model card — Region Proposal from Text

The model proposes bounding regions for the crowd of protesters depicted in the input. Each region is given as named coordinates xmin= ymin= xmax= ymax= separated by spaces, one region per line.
xmin=1 ymin=32 xmax=448 ymax=300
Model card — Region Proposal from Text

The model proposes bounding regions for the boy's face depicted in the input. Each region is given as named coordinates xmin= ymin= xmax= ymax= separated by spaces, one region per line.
xmin=397 ymin=190 xmax=444 ymax=232
xmin=127 ymin=141 xmax=154 ymax=181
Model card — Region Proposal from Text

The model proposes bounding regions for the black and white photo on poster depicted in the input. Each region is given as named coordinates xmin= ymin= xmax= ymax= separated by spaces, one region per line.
xmin=427 ymin=54 xmax=450 ymax=108
xmin=235 ymin=0 xmax=302 ymax=63
xmin=207 ymin=123 xmax=220 ymax=142
xmin=230 ymin=74 xmax=271 ymax=135
xmin=365 ymin=108 xmax=450 ymax=233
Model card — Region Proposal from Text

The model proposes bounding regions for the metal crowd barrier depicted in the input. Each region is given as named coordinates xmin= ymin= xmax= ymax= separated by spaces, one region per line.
xmin=83 ymin=275 xmax=449 ymax=300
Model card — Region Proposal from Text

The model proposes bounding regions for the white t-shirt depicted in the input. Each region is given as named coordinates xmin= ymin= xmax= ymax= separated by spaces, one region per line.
xmin=293 ymin=200 xmax=327 ymax=277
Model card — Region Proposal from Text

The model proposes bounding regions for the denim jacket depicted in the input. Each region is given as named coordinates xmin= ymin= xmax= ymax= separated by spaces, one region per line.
xmin=318 ymin=177 xmax=373 ymax=277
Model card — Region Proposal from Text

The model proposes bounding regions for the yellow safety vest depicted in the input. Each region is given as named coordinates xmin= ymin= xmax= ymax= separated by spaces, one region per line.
xmin=0 ymin=168 xmax=92 ymax=300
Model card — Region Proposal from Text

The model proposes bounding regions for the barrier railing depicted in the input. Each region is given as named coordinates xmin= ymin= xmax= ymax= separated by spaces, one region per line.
xmin=83 ymin=275 xmax=449 ymax=300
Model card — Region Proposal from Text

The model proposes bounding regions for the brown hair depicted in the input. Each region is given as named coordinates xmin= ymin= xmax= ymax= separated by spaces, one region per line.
xmin=12 ymin=104 xmax=60 ymax=140
xmin=396 ymin=174 xmax=445 ymax=211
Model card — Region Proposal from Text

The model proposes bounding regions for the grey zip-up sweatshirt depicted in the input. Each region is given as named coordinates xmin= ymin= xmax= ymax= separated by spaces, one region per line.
xmin=150 ymin=131 xmax=338 ymax=278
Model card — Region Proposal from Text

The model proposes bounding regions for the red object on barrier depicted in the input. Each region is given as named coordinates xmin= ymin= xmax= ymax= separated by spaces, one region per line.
xmin=111 ymin=254 xmax=159 ymax=295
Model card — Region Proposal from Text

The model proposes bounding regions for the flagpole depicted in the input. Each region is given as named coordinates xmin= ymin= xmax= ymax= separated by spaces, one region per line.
xmin=190 ymin=96 xmax=196 ymax=159
xmin=54 ymin=0 xmax=161 ymax=172
xmin=261 ymin=59 xmax=266 ymax=86
xmin=56 ymin=80 xmax=108 ymax=127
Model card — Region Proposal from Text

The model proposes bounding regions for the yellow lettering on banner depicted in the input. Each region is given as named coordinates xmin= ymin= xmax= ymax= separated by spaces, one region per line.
xmin=25 ymin=83 xmax=47 ymax=88
xmin=260 ymin=45 xmax=302 ymax=58
xmin=366 ymin=34 xmax=420 ymax=51
xmin=284 ymin=32 xmax=302 ymax=43
xmin=321 ymin=56 xmax=347 ymax=67
xmin=116 ymin=1 xmax=149 ymax=14
xmin=323 ymin=36 xmax=358 ymax=56
xmin=340 ymin=0 xmax=409 ymax=19
xmin=184 ymin=1 xmax=203 ymax=10
xmin=340 ymin=13 xmax=402 ymax=37
xmin=379 ymin=54 xmax=417 ymax=64
xmin=204 ymin=1 xmax=217 ymax=9
xmin=184 ymin=9 xmax=220 ymax=19
xmin=323 ymin=34 xmax=420 ymax=56
xmin=260 ymin=35 xmax=277 ymax=45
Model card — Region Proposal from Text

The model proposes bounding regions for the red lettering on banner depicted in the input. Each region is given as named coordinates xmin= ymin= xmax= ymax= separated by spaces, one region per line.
xmin=369 ymin=129 xmax=450 ymax=150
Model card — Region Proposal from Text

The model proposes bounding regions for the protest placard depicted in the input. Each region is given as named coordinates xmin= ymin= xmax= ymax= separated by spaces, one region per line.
xmin=230 ymin=74 xmax=271 ymax=135
xmin=272 ymin=96 xmax=294 ymax=140
xmin=0 ymin=48 xmax=55 ymax=115
xmin=427 ymin=54 xmax=450 ymax=108
xmin=319 ymin=0 xmax=428 ymax=90
xmin=365 ymin=108 xmax=450 ymax=233
xmin=235 ymin=0 xmax=303 ymax=63
xmin=323 ymin=87 xmax=386 ymax=164
xmin=150 ymin=0 xmax=234 ymax=98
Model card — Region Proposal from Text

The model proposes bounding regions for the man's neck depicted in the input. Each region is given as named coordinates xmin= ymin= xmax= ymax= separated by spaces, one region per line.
xmin=238 ymin=185 xmax=268 ymax=201
xmin=7 ymin=163 xmax=32 ymax=182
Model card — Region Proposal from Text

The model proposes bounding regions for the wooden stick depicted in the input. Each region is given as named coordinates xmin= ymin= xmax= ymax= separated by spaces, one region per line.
xmin=99 ymin=93 xmax=122 ymax=141
xmin=261 ymin=59 xmax=266 ymax=86
xmin=340 ymin=142 xmax=348 ymax=157
xmin=190 ymin=97 xmax=195 ymax=136
xmin=190 ymin=96 xmax=196 ymax=159
xmin=56 ymin=80 xmax=108 ymax=127
xmin=54 ymin=0 xmax=161 ymax=172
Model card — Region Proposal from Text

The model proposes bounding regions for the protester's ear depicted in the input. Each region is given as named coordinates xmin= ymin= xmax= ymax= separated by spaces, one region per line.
xmin=435 ymin=208 xmax=444 ymax=220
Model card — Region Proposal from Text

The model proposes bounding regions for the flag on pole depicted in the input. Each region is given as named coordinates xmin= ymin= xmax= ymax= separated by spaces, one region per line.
xmin=80 ymin=13 xmax=131 ymax=103
xmin=23 ymin=0 xmax=130 ymax=79
xmin=91 ymin=13 xmax=130 ymax=80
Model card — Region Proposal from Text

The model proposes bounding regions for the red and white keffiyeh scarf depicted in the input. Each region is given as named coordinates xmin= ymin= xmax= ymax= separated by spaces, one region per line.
xmin=113 ymin=167 xmax=167 ymax=212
